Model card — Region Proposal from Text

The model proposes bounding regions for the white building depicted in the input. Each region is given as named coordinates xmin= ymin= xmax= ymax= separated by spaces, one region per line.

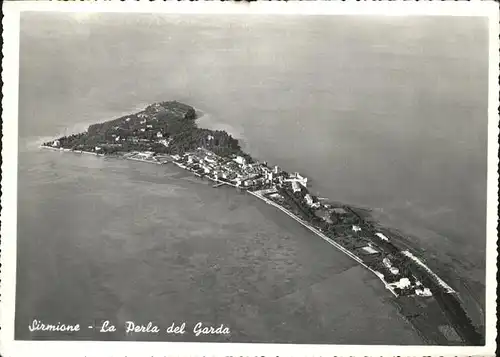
xmin=383 ymin=258 xmax=400 ymax=275
xmin=361 ymin=246 xmax=379 ymax=254
xmin=352 ymin=225 xmax=362 ymax=232
xmin=390 ymin=277 xmax=411 ymax=290
xmin=390 ymin=267 xmax=400 ymax=275
xmin=415 ymin=288 xmax=432 ymax=297
xmin=115 ymin=136 xmax=121 ymax=142
xmin=292 ymin=181 xmax=301 ymax=193
xmin=289 ymin=172 xmax=308 ymax=186
xmin=52 ymin=140 xmax=60 ymax=147
xmin=375 ymin=233 xmax=390 ymax=241
xmin=157 ymin=131 xmax=163 ymax=138
xmin=234 ymin=156 xmax=246 ymax=166
xmin=284 ymin=172 xmax=308 ymax=187
xmin=304 ymin=194 xmax=320 ymax=208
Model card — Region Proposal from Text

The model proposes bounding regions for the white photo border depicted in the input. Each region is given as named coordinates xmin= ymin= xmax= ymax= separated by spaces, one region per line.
xmin=1 ymin=1 xmax=499 ymax=356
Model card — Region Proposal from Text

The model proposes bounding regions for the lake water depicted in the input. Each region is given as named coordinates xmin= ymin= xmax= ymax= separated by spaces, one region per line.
xmin=15 ymin=13 xmax=489 ymax=342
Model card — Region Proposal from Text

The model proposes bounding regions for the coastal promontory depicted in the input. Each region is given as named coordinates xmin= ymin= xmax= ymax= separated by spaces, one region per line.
xmin=42 ymin=100 xmax=484 ymax=346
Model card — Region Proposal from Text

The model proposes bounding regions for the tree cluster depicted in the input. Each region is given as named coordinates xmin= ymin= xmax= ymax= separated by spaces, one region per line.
xmin=49 ymin=101 xmax=253 ymax=161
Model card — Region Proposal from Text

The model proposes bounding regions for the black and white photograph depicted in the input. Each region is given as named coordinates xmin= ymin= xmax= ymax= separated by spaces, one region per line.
xmin=1 ymin=1 xmax=498 ymax=356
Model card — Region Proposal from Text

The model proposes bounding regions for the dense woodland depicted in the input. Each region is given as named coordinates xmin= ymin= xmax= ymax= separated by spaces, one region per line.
xmin=44 ymin=101 xmax=252 ymax=161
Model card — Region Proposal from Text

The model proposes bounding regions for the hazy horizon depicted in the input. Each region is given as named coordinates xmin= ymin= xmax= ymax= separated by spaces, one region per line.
xmin=16 ymin=13 xmax=489 ymax=342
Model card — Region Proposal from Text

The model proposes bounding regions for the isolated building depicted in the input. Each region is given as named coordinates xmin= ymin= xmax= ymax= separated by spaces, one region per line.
xmin=352 ymin=225 xmax=362 ymax=232
xmin=375 ymin=233 xmax=390 ymax=241
xmin=415 ymin=288 xmax=432 ymax=297
xmin=390 ymin=277 xmax=411 ymax=290
xmin=234 ymin=156 xmax=247 ymax=166
xmin=269 ymin=193 xmax=284 ymax=200
xmin=361 ymin=246 xmax=379 ymax=254
xmin=383 ymin=258 xmax=400 ymax=275
xmin=390 ymin=267 xmax=400 ymax=275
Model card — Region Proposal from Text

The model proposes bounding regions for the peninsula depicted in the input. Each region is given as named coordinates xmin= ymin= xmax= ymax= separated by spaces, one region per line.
xmin=41 ymin=101 xmax=483 ymax=345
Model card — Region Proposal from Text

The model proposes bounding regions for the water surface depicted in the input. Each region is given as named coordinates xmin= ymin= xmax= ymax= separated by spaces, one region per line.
xmin=16 ymin=13 xmax=488 ymax=342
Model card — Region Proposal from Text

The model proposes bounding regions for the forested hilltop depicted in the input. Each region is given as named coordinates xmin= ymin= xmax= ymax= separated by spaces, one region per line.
xmin=41 ymin=100 xmax=485 ymax=346
xmin=44 ymin=101 xmax=253 ymax=161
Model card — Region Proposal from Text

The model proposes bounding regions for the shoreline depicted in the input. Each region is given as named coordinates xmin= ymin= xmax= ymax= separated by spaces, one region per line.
xmin=37 ymin=143 xmax=458 ymax=292
xmin=39 ymin=114 xmax=484 ymax=345
xmin=38 ymin=143 xmax=450 ymax=299
xmin=248 ymin=190 xmax=399 ymax=296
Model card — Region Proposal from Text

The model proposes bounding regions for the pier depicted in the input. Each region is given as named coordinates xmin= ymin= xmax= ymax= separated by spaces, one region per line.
xmin=212 ymin=182 xmax=227 ymax=188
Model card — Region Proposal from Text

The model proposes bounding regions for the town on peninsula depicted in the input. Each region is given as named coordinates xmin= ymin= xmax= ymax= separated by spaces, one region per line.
xmin=41 ymin=101 xmax=484 ymax=345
